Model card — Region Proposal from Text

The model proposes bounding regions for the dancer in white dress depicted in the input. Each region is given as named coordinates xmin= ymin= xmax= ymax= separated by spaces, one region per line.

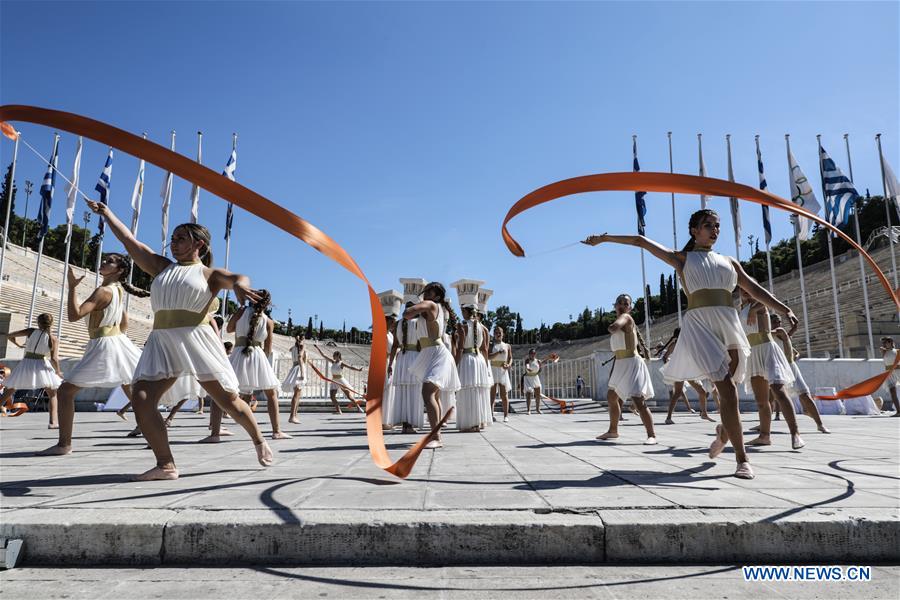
xmin=282 ymin=335 xmax=308 ymax=424
xmin=38 ymin=258 xmax=148 ymax=455
xmin=658 ymin=329 xmax=714 ymax=423
xmin=86 ymin=199 xmax=273 ymax=480
xmin=378 ymin=290 xmax=403 ymax=430
xmin=738 ymin=289 xmax=803 ymax=450
xmin=523 ymin=349 xmax=546 ymax=415
xmin=314 ymin=346 xmax=364 ymax=414
xmin=597 ymin=294 xmax=657 ymax=444
xmin=403 ymin=282 xmax=461 ymax=448
xmin=226 ymin=290 xmax=290 ymax=439
xmin=389 ymin=278 xmax=428 ymax=433
xmin=488 ymin=327 xmax=513 ymax=423
xmin=770 ymin=313 xmax=829 ymax=432
xmin=1 ymin=313 xmax=63 ymax=426
xmin=880 ymin=337 xmax=900 ymax=416
xmin=584 ymin=208 xmax=797 ymax=480
xmin=455 ymin=304 xmax=493 ymax=432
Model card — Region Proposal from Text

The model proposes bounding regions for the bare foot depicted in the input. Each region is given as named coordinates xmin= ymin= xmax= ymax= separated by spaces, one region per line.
xmin=255 ymin=440 xmax=274 ymax=466
xmin=36 ymin=444 xmax=72 ymax=456
xmin=746 ymin=436 xmax=772 ymax=446
xmin=288 ymin=416 xmax=301 ymax=424
xmin=272 ymin=431 xmax=292 ymax=440
xmin=791 ymin=434 xmax=805 ymax=450
xmin=116 ymin=411 xmax=129 ymax=422
xmin=734 ymin=462 xmax=754 ymax=479
xmin=382 ymin=424 xmax=393 ymax=431
xmin=219 ymin=428 xmax=234 ymax=437
xmin=424 ymin=439 xmax=443 ymax=449
xmin=249 ymin=399 xmax=259 ymax=412
xmin=198 ymin=435 xmax=221 ymax=443
xmin=708 ymin=424 xmax=727 ymax=459
xmin=817 ymin=425 xmax=831 ymax=433
xmin=700 ymin=413 xmax=715 ymax=422
xmin=48 ymin=423 xmax=59 ymax=430
xmin=749 ymin=425 xmax=761 ymax=432
xmin=644 ymin=436 xmax=658 ymax=445
xmin=665 ymin=417 xmax=675 ymax=425
xmin=134 ymin=465 xmax=179 ymax=481
xmin=126 ymin=427 xmax=142 ymax=438
xmin=596 ymin=431 xmax=618 ymax=440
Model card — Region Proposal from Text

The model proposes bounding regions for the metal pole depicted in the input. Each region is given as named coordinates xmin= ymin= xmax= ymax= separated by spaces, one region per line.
xmin=817 ymin=135 xmax=845 ymax=358
xmin=844 ymin=134 xmax=874 ymax=357
xmin=876 ymin=134 xmax=899 ymax=290
xmin=28 ymin=238 xmax=44 ymax=325
xmin=785 ymin=135 xmax=812 ymax=357
xmin=0 ymin=131 xmax=20 ymax=297
xmin=667 ymin=132 xmax=683 ymax=329
xmin=80 ymin=211 xmax=90 ymax=268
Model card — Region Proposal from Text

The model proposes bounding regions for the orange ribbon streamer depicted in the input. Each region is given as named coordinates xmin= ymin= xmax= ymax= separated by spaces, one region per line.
xmin=2 ymin=396 xmax=30 ymax=417
xmin=502 ymin=172 xmax=900 ymax=400
xmin=0 ymin=105 xmax=447 ymax=478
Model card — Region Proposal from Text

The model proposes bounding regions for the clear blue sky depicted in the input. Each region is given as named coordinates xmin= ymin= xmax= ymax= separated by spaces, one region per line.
xmin=2 ymin=1 xmax=898 ymax=331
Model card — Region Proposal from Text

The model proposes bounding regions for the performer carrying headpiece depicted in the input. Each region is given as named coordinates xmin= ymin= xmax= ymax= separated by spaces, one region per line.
xmin=452 ymin=279 xmax=492 ymax=432
xmin=477 ymin=288 xmax=496 ymax=425
xmin=1 ymin=313 xmax=63 ymax=426
xmin=584 ymin=208 xmax=798 ymax=480
xmin=377 ymin=289 xmax=403 ymax=430
xmin=85 ymin=199 xmax=273 ymax=481
xmin=388 ymin=278 xmax=428 ymax=433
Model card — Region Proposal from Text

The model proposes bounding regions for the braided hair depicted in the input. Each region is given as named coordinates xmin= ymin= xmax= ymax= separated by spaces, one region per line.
xmin=35 ymin=313 xmax=53 ymax=351
xmin=174 ymin=223 xmax=214 ymax=266
xmin=422 ymin=282 xmax=457 ymax=333
xmin=682 ymin=209 xmax=719 ymax=252
xmin=655 ymin=327 xmax=681 ymax=357
xmin=104 ymin=253 xmax=150 ymax=297
xmin=243 ymin=289 xmax=271 ymax=356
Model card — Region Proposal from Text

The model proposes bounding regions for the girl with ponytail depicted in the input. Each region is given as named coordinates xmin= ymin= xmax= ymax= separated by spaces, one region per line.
xmin=2 ymin=313 xmax=62 ymax=428
xmin=281 ymin=334 xmax=308 ymax=425
xmin=86 ymin=199 xmax=272 ymax=481
xmin=455 ymin=303 xmax=493 ymax=432
xmin=584 ymin=208 xmax=798 ymax=480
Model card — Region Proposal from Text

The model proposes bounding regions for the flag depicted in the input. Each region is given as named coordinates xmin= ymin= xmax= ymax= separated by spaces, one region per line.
xmin=222 ymin=145 xmax=236 ymax=240
xmin=632 ymin=138 xmax=647 ymax=236
xmin=189 ymin=134 xmax=202 ymax=223
xmin=64 ymin=136 xmax=82 ymax=243
xmin=881 ymin=153 xmax=900 ymax=219
xmin=726 ymin=137 xmax=741 ymax=252
xmin=756 ymin=142 xmax=772 ymax=245
xmin=788 ymin=149 xmax=821 ymax=241
xmin=37 ymin=137 xmax=59 ymax=242
xmin=819 ymin=145 xmax=859 ymax=227
xmin=698 ymin=135 xmax=708 ymax=209
xmin=130 ymin=158 xmax=145 ymax=235
xmin=94 ymin=149 xmax=113 ymax=236
xmin=160 ymin=168 xmax=173 ymax=251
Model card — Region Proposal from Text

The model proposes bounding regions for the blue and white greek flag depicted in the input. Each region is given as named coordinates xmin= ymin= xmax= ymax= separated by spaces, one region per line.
xmin=223 ymin=147 xmax=236 ymax=240
xmin=94 ymin=149 xmax=114 ymax=235
xmin=819 ymin=145 xmax=858 ymax=227
xmin=632 ymin=139 xmax=647 ymax=236
xmin=37 ymin=137 xmax=59 ymax=242
xmin=756 ymin=143 xmax=772 ymax=245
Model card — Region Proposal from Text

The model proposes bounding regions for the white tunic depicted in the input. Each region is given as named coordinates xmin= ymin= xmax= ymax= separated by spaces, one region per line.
xmin=381 ymin=330 xmax=396 ymax=425
xmin=607 ymin=326 xmax=654 ymax=400
xmin=391 ymin=317 xmax=424 ymax=428
xmin=409 ymin=307 xmax=460 ymax=415
xmin=281 ymin=345 xmax=307 ymax=393
xmin=489 ymin=341 xmax=512 ymax=391
xmin=883 ymin=348 xmax=900 ymax=389
xmin=132 ymin=262 xmax=239 ymax=394
xmin=523 ymin=358 xmax=541 ymax=392
xmin=662 ymin=250 xmax=750 ymax=384
xmin=5 ymin=330 xmax=62 ymax=390
xmin=742 ymin=305 xmax=794 ymax=388
xmin=229 ymin=309 xmax=280 ymax=394
xmin=457 ymin=320 xmax=492 ymax=430
xmin=66 ymin=284 xmax=143 ymax=388
xmin=329 ymin=360 xmax=345 ymax=392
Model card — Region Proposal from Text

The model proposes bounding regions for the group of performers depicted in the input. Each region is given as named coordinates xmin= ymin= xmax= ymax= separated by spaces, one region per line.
xmin=2 ymin=204 xmax=895 ymax=481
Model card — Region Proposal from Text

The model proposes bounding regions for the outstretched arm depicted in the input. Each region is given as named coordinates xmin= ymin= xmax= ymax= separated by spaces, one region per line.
xmin=86 ymin=200 xmax=170 ymax=277
xmin=402 ymin=300 xmax=437 ymax=321
xmin=264 ymin=319 xmax=275 ymax=356
xmin=226 ymin=306 xmax=245 ymax=334
xmin=313 ymin=345 xmax=332 ymax=363
xmin=583 ymin=233 xmax=684 ymax=271
xmin=608 ymin=313 xmax=631 ymax=334
xmin=733 ymin=259 xmax=797 ymax=328
xmin=207 ymin=269 xmax=261 ymax=306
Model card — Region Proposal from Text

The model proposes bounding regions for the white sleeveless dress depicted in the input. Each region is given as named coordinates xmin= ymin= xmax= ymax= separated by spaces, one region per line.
xmin=391 ymin=317 xmax=424 ymax=428
xmin=663 ymin=250 xmax=751 ymax=384
xmin=5 ymin=330 xmax=62 ymax=390
xmin=456 ymin=320 xmax=493 ymax=430
xmin=381 ymin=330 xmax=396 ymax=426
xmin=409 ymin=308 xmax=460 ymax=415
xmin=523 ymin=359 xmax=541 ymax=392
xmin=607 ymin=326 xmax=654 ymax=400
xmin=132 ymin=262 xmax=239 ymax=394
xmin=229 ymin=309 xmax=280 ymax=394
xmin=281 ymin=345 xmax=307 ymax=393
xmin=329 ymin=361 xmax=346 ymax=393
xmin=742 ymin=305 xmax=794 ymax=388
xmin=785 ymin=347 xmax=811 ymax=396
xmin=883 ymin=348 xmax=900 ymax=390
xmin=489 ymin=341 xmax=512 ymax=391
xmin=66 ymin=284 xmax=143 ymax=387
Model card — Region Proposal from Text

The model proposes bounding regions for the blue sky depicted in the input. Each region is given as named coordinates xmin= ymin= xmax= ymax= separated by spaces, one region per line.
xmin=1 ymin=1 xmax=898 ymax=331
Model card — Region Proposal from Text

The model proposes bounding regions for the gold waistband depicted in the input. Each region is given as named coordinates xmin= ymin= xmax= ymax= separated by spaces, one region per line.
xmin=235 ymin=336 xmax=262 ymax=348
xmin=886 ymin=365 xmax=895 ymax=372
xmin=462 ymin=348 xmax=478 ymax=355
xmin=403 ymin=344 xmax=418 ymax=352
xmin=687 ymin=289 xmax=734 ymax=311
xmin=491 ymin=360 xmax=506 ymax=367
xmin=89 ymin=325 xmax=121 ymax=339
xmin=24 ymin=352 xmax=47 ymax=359
xmin=332 ymin=373 xmax=343 ymax=379
xmin=525 ymin=371 xmax=539 ymax=377
xmin=153 ymin=309 xmax=210 ymax=330
xmin=748 ymin=332 xmax=775 ymax=346
xmin=614 ymin=349 xmax=639 ymax=359
xmin=419 ymin=337 xmax=441 ymax=348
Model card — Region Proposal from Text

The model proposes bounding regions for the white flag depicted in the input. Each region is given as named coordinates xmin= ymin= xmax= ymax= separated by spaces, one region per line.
xmin=882 ymin=154 xmax=900 ymax=218
xmin=698 ymin=135 xmax=708 ymax=209
xmin=726 ymin=136 xmax=741 ymax=254
xmin=189 ymin=133 xmax=202 ymax=224
xmin=63 ymin=136 xmax=82 ymax=243
xmin=788 ymin=149 xmax=821 ymax=241
xmin=130 ymin=158 xmax=145 ymax=236
xmin=161 ymin=170 xmax=172 ymax=253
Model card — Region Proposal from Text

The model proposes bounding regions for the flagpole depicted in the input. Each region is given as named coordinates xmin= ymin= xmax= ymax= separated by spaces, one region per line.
xmin=816 ymin=134 xmax=845 ymax=358
xmin=633 ymin=135 xmax=651 ymax=343
xmin=698 ymin=133 xmax=708 ymax=210
xmin=844 ymin=133 xmax=874 ymax=357
xmin=726 ymin=134 xmax=741 ymax=261
xmin=161 ymin=130 xmax=175 ymax=255
xmin=57 ymin=136 xmax=83 ymax=337
xmin=221 ymin=132 xmax=237 ymax=328
xmin=876 ymin=133 xmax=899 ymax=290
xmin=785 ymin=135 xmax=812 ymax=357
xmin=0 ymin=129 xmax=20 ymax=298
xmin=125 ymin=133 xmax=147 ymax=313
xmin=29 ymin=134 xmax=59 ymax=325
xmin=668 ymin=132 xmax=683 ymax=329
xmin=756 ymin=136 xmax=775 ymax=293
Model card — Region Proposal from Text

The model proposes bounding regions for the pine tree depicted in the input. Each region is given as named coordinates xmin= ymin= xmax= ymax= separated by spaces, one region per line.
xmin=318 ymin=321 xmax=324 ymax=339
xmin=306 ymin=317 xmax=313 ymax=339
xmin=659 ymin=273 xmax=667 ymax=315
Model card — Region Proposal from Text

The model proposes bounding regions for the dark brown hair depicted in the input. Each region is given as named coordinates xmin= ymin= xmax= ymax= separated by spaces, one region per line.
xmin=104 ymin=253 xmax=150 ymax=297
xmin=174 ymin=223 xmax=213 ymax=266
xmin=682 ymin=209 xmax=719 ymax=252
xmin=243 ymin=289 xmax=271 ymax=355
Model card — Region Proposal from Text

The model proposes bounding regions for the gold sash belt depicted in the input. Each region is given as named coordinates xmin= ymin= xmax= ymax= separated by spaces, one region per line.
xmin=525 ymin=371 xmax=539 ymax=377
xmin=687 ymin=289 xmax=734 ymax=311
xmin=491 ymin=360 xmax=506 ymax=367
xmin=418 ymin=337 xmax=441 ymax=348
xmin=748 ymin=332 xmax=775 ymax=346
xmin=153 ymin=309 xmax=210 ymax=330
xmin=403 ymin=344 xmax=419 ymax=352
xmin=89 ymin=325 xmax=121 ymax=339
xmin=235 ymin=336 xmax=262 ymax=348
xmin=462 ymin=348 xmax=478 ymax=355
xmin=24 ymin=352 xmax=46 ymax=359
xmin=614 ymin=349 xmax=639 ymax=359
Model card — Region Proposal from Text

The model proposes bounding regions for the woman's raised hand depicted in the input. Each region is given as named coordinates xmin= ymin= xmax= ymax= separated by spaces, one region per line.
xmin=581 ymin=233 xmax=608 ymax=246
xmin=66 ymin=265 xmax=85 ymax=288
xmin=233 ymin=283 xmax=261 ymax=306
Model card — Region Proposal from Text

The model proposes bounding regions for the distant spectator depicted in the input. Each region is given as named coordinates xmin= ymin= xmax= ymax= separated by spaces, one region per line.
xmin=576 ymin=374 xmax=584 ymax=397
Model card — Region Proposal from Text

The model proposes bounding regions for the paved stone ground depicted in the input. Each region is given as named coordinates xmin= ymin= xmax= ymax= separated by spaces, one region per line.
xmin=1 ymin=565 xmax=898 ymax=599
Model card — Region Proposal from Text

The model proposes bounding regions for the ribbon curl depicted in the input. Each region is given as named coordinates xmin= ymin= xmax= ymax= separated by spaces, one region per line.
xmin=0 ymin=105 xmax=444 ymax=478
xmin=502 ymin=172 xmax=900 ymax=400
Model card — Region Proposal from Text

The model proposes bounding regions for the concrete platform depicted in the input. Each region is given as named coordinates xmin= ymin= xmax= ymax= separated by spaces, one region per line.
xmin=2 ymin=403 xmax=898 ymax=566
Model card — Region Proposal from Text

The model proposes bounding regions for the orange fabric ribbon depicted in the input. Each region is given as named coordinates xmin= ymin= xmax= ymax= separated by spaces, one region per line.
xmin=2 ymin=396 xmax=30 ymax=417
xmin=502 ymin=172 xmax=900 ymax=400
xmin=0 ymin=105 xmax=449 ymax=477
